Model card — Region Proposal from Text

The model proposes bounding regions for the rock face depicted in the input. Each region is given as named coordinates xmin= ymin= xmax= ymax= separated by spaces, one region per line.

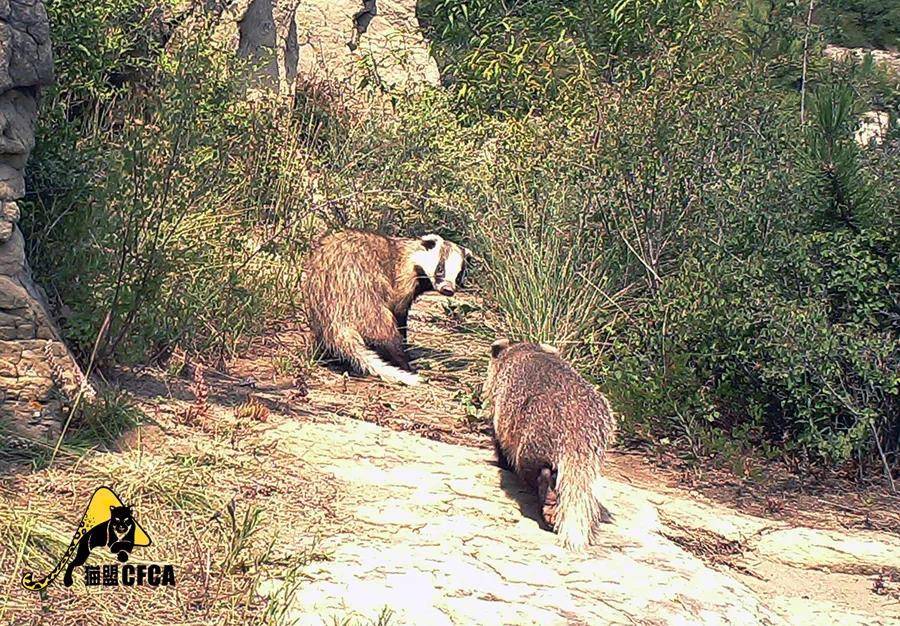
xmin=0 ymin=0 xmax=84 ymax=439
xmin=291 ymin=0 xmax=439 ymax=94
xmin=854 ymin=110 xmax=890 ymax=147
xmin=261 ymin=418 xmax=787 ymax=625
xmin=192 ymin=0 xmax=439 ymax=100
xmin=824 ymin=45 xmax=900 ymax=76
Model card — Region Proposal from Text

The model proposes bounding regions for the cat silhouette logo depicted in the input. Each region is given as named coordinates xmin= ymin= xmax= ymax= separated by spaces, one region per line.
xmin=20 ymin=487 xmax=169 ymax=590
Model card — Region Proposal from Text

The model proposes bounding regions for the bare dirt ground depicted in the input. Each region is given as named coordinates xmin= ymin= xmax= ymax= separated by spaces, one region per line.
xmin=2 ymin=292 xmax=899 ymax=625
xmin=180 ymin=292 xmax=900 ymax=624
xmin=223 ymin=292 xmax=900 ymax=539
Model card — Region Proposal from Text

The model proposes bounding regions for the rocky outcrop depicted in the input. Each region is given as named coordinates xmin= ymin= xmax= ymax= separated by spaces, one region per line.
xmin=824 ymin=45 xmax=900 ymax=76
xmin=186 ymin=0 xmax=438 ymax=101
xmin=854 ymin=110 xmax=890 ymax=147
xmin=291 ymin=0 xmax=439 ymax=95
xmin=0 ymin=0 xmax=84 ymax=439
xmin=260 ymin=418 xmax=787 ymax=625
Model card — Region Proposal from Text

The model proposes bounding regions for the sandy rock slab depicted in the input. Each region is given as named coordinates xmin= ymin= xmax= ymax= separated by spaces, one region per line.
xmin=293 ymin=0 xmax=440 ymax=93
xmin=260 ymin=418 xmax=784 ymax=625
xmin=190 ymin=0 xmax=439 ymax=100
xmin=653 ymin=494 xmax=900 ymax=576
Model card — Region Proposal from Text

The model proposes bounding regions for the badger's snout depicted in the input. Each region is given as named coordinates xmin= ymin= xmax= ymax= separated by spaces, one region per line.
xmin=437 ymin=282 xmax=456 ymax=296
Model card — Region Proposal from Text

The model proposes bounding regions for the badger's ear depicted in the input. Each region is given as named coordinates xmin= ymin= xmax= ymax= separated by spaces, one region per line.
xmin=420 ymin=234 xmax=441 ymax=250
xmin=463 ymin=246 xmax=473 ymax=260
xmin=491 ymin=338 xmax=510 ymax=359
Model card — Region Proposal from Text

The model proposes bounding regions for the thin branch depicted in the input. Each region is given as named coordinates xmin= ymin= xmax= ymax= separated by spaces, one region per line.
xmin=800 ymin=0 xmax=815 ymax=124
xmin=870 ymin=421 xmax=897 ymax=494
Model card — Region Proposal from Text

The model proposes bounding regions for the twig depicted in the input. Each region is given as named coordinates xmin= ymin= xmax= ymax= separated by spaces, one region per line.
xmin=800 ymin=0 xmax=815 ymax=124
xmin=49 ymin=310 xmax=111 ymax=465
xmin=870 ymin=421 xmax=897 ymax=494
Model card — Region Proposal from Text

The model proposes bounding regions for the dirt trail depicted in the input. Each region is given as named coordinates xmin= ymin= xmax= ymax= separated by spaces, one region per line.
xmin=194 ymin=293 xmax=898 ymax=626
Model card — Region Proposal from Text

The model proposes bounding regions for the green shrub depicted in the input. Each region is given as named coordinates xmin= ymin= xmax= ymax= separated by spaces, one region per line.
xmin=598 ymin=79 xmax=899 ymax=468
xmin=45 ymin=0 xmax=165 ymax=109
xmin=22 ymin=14 xmax=312 ymax=364
xmin=23 ymin=0 xmax=899 ymax=475
xmin=418 ymin=0 xmax=720 ymax=118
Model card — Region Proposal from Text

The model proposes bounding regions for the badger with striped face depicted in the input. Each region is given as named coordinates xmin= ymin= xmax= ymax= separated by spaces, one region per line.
xmin=302 ymin=230 xmax=470 ymax=386
xmin=411 ymin=233 xmax=468 ymax=297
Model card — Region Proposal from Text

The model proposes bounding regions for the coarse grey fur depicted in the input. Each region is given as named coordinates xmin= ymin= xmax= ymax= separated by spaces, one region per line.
xmin=484 ymin=339 xmax=617 ymax=550
xmin=302 ymin=229 xmax=469 ymax=385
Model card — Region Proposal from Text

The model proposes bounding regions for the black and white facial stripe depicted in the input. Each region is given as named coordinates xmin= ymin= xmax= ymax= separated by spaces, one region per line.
xmin=412 ymin=234 xmax=470 ymax=296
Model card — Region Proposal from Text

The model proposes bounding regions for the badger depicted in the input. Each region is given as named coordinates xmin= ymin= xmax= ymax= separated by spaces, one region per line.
xmin=483 ymin=339 xmax=617 ymax=550
xmin=302 ymin=229 xmax=469 ymax=386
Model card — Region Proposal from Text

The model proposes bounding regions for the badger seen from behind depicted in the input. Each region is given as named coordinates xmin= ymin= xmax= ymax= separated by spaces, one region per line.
xmin=302 ymin=230 xmax=469 ymax=386
xmin=484 ymin=339 xmax=616 ymax=550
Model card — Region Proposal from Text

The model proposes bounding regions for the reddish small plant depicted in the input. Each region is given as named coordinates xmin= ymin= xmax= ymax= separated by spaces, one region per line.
xmin=764 ymin=495 xmax=786 ymax=515
xmin=178 ymin=363 xmax=211 ymax=426
xmin=234 ymin=396 xmax=270 ymax=423
xmin=873 ymin=569 xmax=900 ymax=600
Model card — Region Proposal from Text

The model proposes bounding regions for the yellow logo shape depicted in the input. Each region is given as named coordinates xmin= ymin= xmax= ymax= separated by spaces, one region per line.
xmin=82 ymin=488 xmax=151 ymax=546
xmin=21 ymin=487 xmax=150 ymax=590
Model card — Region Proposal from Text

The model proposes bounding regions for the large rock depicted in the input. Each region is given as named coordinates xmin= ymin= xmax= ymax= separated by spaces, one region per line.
xmin=824 ymin=45 xmax=900 ymax=76
xmin=291 ymin=0 xmax=439 ymax=94
xmin=186 ymin=0 xmax=439 ymax=101
xmin=259 ymin=418 xmax=786 ymax=625
xmin=0 ymin=0 xmax=86 ymax=440
xmin=854 ymin=110 xmax=890 ymax=147
xmin=0 ymin=0 xmax=54 ymax=92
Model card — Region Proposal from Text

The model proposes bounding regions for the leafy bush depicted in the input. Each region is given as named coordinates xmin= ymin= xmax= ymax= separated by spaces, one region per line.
xmin=45 ymin=0 xmax=165 ymax=109
xmin=24 ymin=0 xmax=899 ymax=476
xmin=818 ymin=0 xmax=900 ymax=49
xmin=22 ymin=10 xmax=312 ymax=364
xmin=418 ymin=0 xmax=720 ymax=118
xmin=589 ymin=77 xmax=897 ymax=469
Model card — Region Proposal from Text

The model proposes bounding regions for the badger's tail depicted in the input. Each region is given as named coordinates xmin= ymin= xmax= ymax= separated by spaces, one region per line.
xmin=332 ymin=328 xmax=420 ymax=386
xmin=553 ymin=453 xmax=605 ymax=551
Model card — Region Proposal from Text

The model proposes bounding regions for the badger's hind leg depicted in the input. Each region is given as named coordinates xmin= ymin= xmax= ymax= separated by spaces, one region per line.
xmin=537 ymin=467 xmax=559 ymax=531
xmin=394 ymin=310 xmax=410 ymax=343
xmin=368 ymin=308 xmax=414 ymax=372
xmin=383 ymin=336 xmax=413 ymax=371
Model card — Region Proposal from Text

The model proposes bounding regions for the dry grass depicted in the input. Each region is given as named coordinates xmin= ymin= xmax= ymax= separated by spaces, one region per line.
xmin=0 ymin=383 xmax=337 ymax=626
